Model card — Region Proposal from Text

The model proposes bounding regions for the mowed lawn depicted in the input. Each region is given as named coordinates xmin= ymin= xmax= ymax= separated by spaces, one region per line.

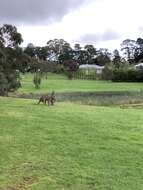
xmin=18 ymin=73 xmax=143 ymax=94
xmin=0 ymin=97 xmax=143 ymax=190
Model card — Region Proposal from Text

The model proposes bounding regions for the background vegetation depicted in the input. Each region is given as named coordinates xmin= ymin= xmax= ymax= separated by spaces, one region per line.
xmin=1 ymin=24 xmax=143 ymax=95
xmin=1 ymin=24 xmax=143 ymax=190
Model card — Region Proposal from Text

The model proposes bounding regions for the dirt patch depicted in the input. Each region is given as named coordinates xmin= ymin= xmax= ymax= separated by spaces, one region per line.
xmin=2 ymin=176 xmax=38 ymax=190
xmin=120 ymin=103 xmax=143 ymax=109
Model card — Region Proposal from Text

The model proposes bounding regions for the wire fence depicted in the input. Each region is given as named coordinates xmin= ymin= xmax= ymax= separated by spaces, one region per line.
xmin=73 ymin=69 xmax=97 ymax=80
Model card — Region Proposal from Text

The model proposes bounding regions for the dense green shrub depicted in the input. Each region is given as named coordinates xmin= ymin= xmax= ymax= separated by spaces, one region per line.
xmin=0 ymin=72 xmax=8 ymax=95
xmin=112 ymin=68 xmax=143 ymax=82
xmin=0 ymin=24 xmax=24 ymax=95
xmin=33 ymin=72 xmax=42 ymax=89
xmin=101 ymin=64 xmax=113 ymax=80
xmin=101 ymin=62 xmax=143 ymax=82
xmin=63 ymin=60 xmax=79 ymax=79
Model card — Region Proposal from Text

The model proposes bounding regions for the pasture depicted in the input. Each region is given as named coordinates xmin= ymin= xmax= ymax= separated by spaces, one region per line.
xmin=18 ymin=73 xmax=143 ymax=94
xmin=1 ymin=73 xmax=143 ymax=189
xmin=0 ymin=97 xmax=143 ymax=190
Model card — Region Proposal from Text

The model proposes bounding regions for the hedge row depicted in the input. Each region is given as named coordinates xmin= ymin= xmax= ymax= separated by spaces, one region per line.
xmin=112 ymin=69 xmax=143 ymax=82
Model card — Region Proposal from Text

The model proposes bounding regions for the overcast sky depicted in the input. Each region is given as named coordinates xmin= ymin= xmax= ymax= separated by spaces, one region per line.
xmin=0 ymin=0 xmax=143 ymax=50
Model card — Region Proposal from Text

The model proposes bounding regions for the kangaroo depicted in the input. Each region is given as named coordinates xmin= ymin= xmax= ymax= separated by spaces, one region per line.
xmin=37 ymin=95 xmax=49 ymax=105
xmin=49 ymin=91 xmax=56 ymax=106
xmin=38 ymin=91 xmax=56 ymax=106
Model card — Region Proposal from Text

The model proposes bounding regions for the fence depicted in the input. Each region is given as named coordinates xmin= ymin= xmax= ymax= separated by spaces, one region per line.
xmin=73 ymin=69 xmax=97 ymax=80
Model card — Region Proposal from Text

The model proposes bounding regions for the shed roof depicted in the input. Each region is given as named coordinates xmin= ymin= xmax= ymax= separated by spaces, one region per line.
xmin=79 ymin=64 xmax=104 ymax=69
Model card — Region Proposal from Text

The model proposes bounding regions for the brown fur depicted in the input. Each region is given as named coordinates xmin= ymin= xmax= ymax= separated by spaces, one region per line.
xmin=38 ymin=91 xmax=56 ymax=106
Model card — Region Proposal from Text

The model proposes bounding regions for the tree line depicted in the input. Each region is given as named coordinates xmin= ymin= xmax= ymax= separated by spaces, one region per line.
xmin=24 ymin=38 xmax=143 ymax=66
xmin=1 ymin=24 xmax=143 ymax=95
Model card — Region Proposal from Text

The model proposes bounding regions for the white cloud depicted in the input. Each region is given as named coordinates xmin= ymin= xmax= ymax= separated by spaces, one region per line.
xmin=18 ymin=0 xmax=143 ymax=50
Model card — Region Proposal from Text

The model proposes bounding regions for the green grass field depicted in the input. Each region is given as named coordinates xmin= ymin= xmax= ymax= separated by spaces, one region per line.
xmin=0 ymin=97 xmax=143 ymax=190
xmin=18 ymin=73 xmax=143 ymax=94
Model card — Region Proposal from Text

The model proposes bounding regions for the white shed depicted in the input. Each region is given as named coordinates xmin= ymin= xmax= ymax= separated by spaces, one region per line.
xmin=79 ymin=64 xmax=104 ymax=74
xmin=135 ymin=63 xmax=143 ymax=69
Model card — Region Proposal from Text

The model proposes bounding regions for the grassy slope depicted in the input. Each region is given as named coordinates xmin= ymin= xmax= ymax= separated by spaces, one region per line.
xmin=18 ymin=73 xmax=143 ymax=94
xmin=0 ymin=97 xmax=143 ymax=190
